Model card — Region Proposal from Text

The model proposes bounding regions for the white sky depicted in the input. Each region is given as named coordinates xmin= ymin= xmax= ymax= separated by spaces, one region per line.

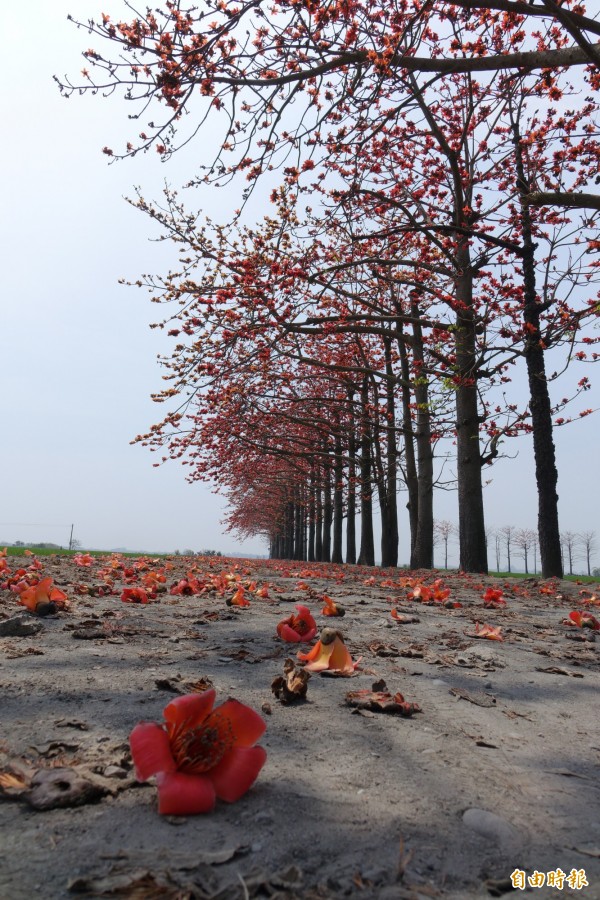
xmin=1 ymin=2 xmax=598 ymax=568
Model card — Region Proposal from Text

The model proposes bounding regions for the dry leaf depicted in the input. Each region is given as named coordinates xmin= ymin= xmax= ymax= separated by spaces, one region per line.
xmin=272 ymin=659 xmax=310 ymax=703
xmin=535 ymin=666 xmax=584 ymax=678
xmin=345 ymin=684 xmax=421 ymax=717
xmin=449 ymin=688 xmax=496 ymax=708
xmin=26 ymin=767 xmax=108 ymax=810
xmin=0 ymin=770 xmax=29 ymax=795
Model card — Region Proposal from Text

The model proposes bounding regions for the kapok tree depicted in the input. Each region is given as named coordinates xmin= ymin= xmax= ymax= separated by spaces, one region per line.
xmin=62 ymin=1 xmax=599 ymax=571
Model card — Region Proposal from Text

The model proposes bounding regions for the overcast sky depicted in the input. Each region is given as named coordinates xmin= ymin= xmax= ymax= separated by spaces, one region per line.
xmin=1 ymin=2 xmax=598 ymax=568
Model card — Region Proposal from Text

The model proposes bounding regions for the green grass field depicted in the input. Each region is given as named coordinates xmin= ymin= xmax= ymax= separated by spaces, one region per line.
xmin=2 ymin=546 xmax=166 ymax=559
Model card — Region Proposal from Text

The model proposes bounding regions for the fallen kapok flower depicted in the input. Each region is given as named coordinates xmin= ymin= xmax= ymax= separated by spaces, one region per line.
xmin=129 ymin=690 xmax=267 ymax=815
xmin=565 ymin=611 xmax=600 ymax=631
xmin=579 ymin=591 xmax=600 ymax=608
xmin=277 ymin=604 xmax=317 ymax=643
xmin=73 ymin=553 xmax=95 ymax=567
xmin=227 ymin=586 xmax=251 ymax=607
xmin=482 ymin=587 xmax=506 ymax=608
xmin=345 ymin=683 xmax=422 ymax=717
xmin=472 ymin=622 xmax=504 ymax=641
xmin=170 ymin=576 xmax=202 ymax=596
xmin=271 ymin=659 xmax=311 ymax=703
xmin=407 ymin=584 xmax=432 ymax=603
xmin=121 ymin=587 xmax=150 ymax=604
xmin=297 ymin=627 xmax=361 ymax=675
xmin=322 ymin=594 xmax=345 ymax=617
xmin=19 ymin=577 xmax=69 ymax=614
xmin=430 ymin=579 xmax=451 ymax=603
xmin=390 ymin=609 xmax=420 ymax=624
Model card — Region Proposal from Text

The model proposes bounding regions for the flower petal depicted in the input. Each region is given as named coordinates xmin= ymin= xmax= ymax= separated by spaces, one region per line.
xmin=278 ymin=623 xmax=303 ymax=642
xmin=297 ymin=638 xmax=328 ymax=663
xmin=300 ymin=625 xmax=317 ymax=642
xmin=163 ymin=690 xmax=216 ymax=730
xmin=214 ymin=699 xmax=266 ymax=747
xmin=155 ymin=770 xmax=216 ymax=815
xmin=327 ymin=636 xmax=356 ymax=673
xmin=130 ymin=722 xmax=176 ymax=781
xmin=298 ymin=640 xmax=335 ymax=671
xmin=18 ymin=589 xmax=38 ymax=612
xmin=209 ymin=745 xmax=267 ymax=803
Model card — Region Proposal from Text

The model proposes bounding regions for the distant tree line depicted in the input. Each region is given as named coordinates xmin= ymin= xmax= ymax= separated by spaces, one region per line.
xmin=434 ymin=522 xmax=596 ymax=576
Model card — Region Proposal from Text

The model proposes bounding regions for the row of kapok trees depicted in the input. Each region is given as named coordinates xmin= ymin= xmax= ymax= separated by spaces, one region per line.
xmin=66 ymin=1 xmax=600 ymax=575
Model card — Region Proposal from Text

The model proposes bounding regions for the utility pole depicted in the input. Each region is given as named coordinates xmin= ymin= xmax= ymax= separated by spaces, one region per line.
xmin=68 ymin=524 xmax=74 ymax=552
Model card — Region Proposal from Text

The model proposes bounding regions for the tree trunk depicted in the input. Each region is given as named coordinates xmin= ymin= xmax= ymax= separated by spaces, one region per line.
xmin=409 ymin=295 xmax=434 ymax=570
xmin=512 ymin=122 xmax=563 ymax=578
xmin=294 ymin=497 xmax=303 ymax=560
xmin=315 ymin=479 xmax=323 ymax=562
xmin=381 ymin=336 xmax=399 ymax=567
xmin=397 ymin=326 xmax=419 ymax=560
xmin=357 ymin=379 xmax=375 ymax=566
xmin=322 ymin=464 xmax=332 ymax=563
xmin=454 ymin=242 xmax=488 ymax=573
xmin=308 ymin=475 xmax=316 ymax=562
xmin=331 ymin=434 xmax=344 ymax=564
xmin=346 ymin=395 xmax=357 ymax=564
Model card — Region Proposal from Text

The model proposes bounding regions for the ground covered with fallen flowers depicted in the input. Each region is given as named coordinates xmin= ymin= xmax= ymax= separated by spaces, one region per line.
xmin=1 ymin=552 xmax=599 ymax=900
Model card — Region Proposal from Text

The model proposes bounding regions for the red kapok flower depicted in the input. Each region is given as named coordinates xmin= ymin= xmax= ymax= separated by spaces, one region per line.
xmin=19 ymin=577 xmax=69 ymax=613
xmin=474 ymin=622 xmax=504 ymax=641
xmin=277 ymin=604 xmax=317 ymax=643
xmin=297 ymin=627 xmax=360 ymax=675
xmin=74 ymin=553 xmax=94 ymax=567
xmin=321 ymin=594 xmax=345 ymax=617
xmin=430 ymin=579 xmax=450 ymax=603
xmin=483 ymin=587 xmax=505 ymax=607
xmin=121 ymin=587 xmax=150 ymax=604
xmin=567 ymin=610 xmax=600 ymax=630
xmin=408 ymin=584 xmax=431 ymax=602
xmin=227 ymin=586 xmax=250 ymax=607
xmin=129 ymin=690 xmax=266 ymax=815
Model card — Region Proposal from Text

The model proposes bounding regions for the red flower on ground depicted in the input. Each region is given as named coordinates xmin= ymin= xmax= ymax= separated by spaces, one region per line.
xmin=121 ymin=587 xmax=150 ymax=604
xmin=567 ymin=610 xmax=600 ymax=630
xmin=19 ymin=577 xmax=69 ymax=613
xmin=129 ymin=690 xmax=267 ymax=815
xmin=321 ymin=595 xmax=345 ymax=617
xmin=227 ymin=586 xmax=250 ymax=607
xmin=408 ymin=584 xmax=431 ymax=602
xmin=483 ymin=587 xmax=506 ymax=608
xmin=276 ymin=604 xmax=317 ymax=642
xmin=74 ymin=553 xmax=94 ymax=567
xmin=430 ymin=579 xmax=451 ymax=603
xmin=297 ymin=627 xmax=360 ymax=675
xmin=474 ymin=622 xmax=504 ymax=641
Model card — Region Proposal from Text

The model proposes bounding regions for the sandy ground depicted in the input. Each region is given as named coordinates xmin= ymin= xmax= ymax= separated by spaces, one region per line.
xmin=0 ymin=553 xmax=599 ymax=900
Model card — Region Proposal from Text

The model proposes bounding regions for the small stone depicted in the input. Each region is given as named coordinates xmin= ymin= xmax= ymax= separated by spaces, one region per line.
xmin=462 ymin=808 xmax=521 ymax=851
xmin=253 ymin=811 xmax=273 ymax=824
xmin=0 ymin=615 xmax=43 ymax=637
xmin=103 ymin=765 xmax=128 ymax=779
